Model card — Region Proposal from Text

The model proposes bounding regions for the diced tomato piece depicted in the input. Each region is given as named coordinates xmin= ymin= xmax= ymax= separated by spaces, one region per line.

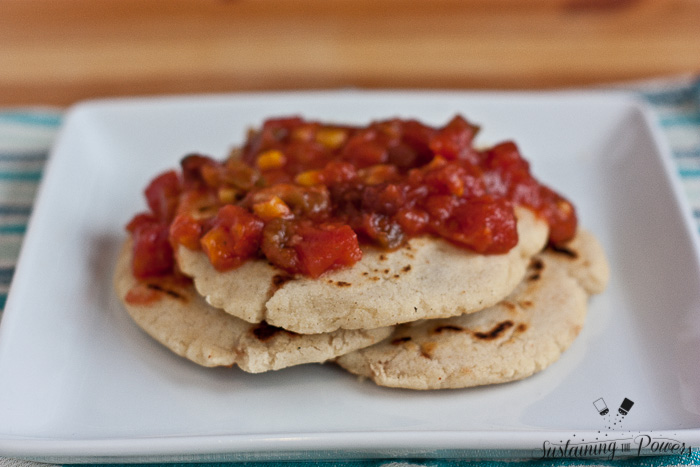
xmin=424 ymin=194 xmax=457 ymax=221
xmin=126 ymin=212 xmax=157 ymax=233
xmin=435 ymin=198 xmax=518 ymax=254
xmin=294 ymin=224 xmax=362 ymax=278
xmin=539 ymin=186 xmax=577 ymax=244
xmin=144 ymin=170 xmax=181 ymax=222
xmin=319 ymin=161 xmax=357 ymax=185
xmin=200 ymin=205 xmax=264 ymax=271
xmin=396 ymin=207 xmax=429 ymax=236
xmin=169 ymin=214 xmax=204 ymax=250
xmin=129 ymin=216 xmax=174 ymax=278
xmin=481 ymin=141 xmax=530 ymax=179
xmin=341 ymin=131 xmax=388 ymax=168
xmin=428 ymin=116 xmax=479 ymax=161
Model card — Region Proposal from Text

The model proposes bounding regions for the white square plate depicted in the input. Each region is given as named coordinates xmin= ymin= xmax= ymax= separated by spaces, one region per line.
xmin=1 ymin=91 xmax=699 ymax=463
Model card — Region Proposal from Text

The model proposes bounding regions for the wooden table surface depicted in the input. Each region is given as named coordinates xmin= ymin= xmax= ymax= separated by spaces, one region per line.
xmin=1 ymin=0 xmax=699 ymax=107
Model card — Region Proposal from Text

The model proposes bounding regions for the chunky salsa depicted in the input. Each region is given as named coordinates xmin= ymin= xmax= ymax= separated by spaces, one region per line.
xmin=126 ymin=115 xmax=576 ymax=281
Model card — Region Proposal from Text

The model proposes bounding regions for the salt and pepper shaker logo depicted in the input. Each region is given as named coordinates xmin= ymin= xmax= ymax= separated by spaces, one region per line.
xmin=593 ymin=397 xmax=609 ymax=415
xmin=618 ymin=398 xmax=634 ymax=415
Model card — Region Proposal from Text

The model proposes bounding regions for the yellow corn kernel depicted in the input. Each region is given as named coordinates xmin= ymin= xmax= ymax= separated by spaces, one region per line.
xmin=217 ymin=187 xmax=239 ymax=204
xmin=425 ymin=155 xmax=447 ymax=170
xmin=360 ymin=164 xmax=396 ymax=185
xmin=252 ymin=196 xmax=292 ymax=220
xmin=315 ymin=128 xmax=348 ymax=149
xmin=256 ymin=149 xmax=286 ymax=170
xmin=295 ymin=170 xmax=323 ymax=187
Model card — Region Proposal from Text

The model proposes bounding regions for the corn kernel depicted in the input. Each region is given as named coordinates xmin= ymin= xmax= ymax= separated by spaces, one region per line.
xmin=425 ymin=155 xmax=447 ymax=170
xmin=256 ymin=150 xmax=286 ymax=170
xmin=252 ymin=196 xmax=292 ymax=220
xmin=315 ymin=128 xmax=348 ymax=149
xmin=295 ymin=170 xmax=323 ymax=187
xmin=360 ymin=164 xmax=397 ymax=185
xmin=218 ymin=187 xmax=239 ymax=204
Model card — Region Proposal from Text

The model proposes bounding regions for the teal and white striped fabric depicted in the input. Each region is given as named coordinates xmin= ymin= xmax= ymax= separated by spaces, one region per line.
xmin=0 ymin=111 xmax=61 ymax=311
xmin=0 ymin=79 xmax=699 ymax=467
xmin=639 ymin=80 xmax=700 ymax=235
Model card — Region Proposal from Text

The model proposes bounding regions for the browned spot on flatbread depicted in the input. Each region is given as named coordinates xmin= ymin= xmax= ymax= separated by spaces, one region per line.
xmin=530 ymin=257 xmax=544 ymax=271
xmin=432 ymin=325 xmax=465 ymax=334
xmin=516 ymin=323 xmax=528 ymax=333
xmin=252 ymin=322 xmax=292 ymax=342
xmin=502 ymin=301 xmax=517 ymax=311
xmin=402 ymin=265 xmax=411 ymax=273
xmin=519 ymin=300 xmax=534 ymax=308
xmin=473 ymin=320 xmax=514 ymax=340
xmin=379 ymin=254 xmax=388 ymax=261
xmin=420 ymin=341 xmax=438 ymax=358
xmin=550 ymin=244 xmax=579 ymax=259
xmin=327 ymin=279 xmax=352 ymax=287
xmin=391 ymin=336 xmax=412 ymax=345
xmin=273 ymin=274 xmax=292 ymax=286
xmin=270 ymin=274 xmax=293 ymax=295
xmin=527 ymin=258 xmax=544 ymax=281
xmin=146 ymin=283 xmax=188 ymax=302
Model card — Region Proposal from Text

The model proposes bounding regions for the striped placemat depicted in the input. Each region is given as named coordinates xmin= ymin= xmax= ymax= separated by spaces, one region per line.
xmin=0 ymin=110 xmax=62 ymax=311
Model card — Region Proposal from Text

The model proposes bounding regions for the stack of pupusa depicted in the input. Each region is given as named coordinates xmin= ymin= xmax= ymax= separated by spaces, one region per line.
xmin=114 ymin=116 xmax=609 ymax=389
xmin=115 ymin=209 xmax=609 ymax=389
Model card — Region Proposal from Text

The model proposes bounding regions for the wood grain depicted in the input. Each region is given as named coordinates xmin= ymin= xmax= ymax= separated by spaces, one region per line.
xmin=1 ymin=0 xmax=699 ymax=106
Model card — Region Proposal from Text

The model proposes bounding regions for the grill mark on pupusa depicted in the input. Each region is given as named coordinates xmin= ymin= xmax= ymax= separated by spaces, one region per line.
xmin=432 ymin=325 xmax=464 ymax=334
xmin=473 ymin=320 xmax=514 ymax=340
xmin=549 ymin=244 xmax=579 ymax=259
xmin=268 ymin=273 xmax=294 ymax=296
xmin=146 ymin=283 xmax=187 ymax=301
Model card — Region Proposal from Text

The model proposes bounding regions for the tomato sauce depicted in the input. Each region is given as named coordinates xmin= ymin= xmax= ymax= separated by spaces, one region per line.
xmin=126 ymin=115 xmax=576 ymax=281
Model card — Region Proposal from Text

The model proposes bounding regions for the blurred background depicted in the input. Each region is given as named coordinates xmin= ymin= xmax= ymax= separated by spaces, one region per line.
xmin=1 ymin=0 xmax=699 ymax=107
